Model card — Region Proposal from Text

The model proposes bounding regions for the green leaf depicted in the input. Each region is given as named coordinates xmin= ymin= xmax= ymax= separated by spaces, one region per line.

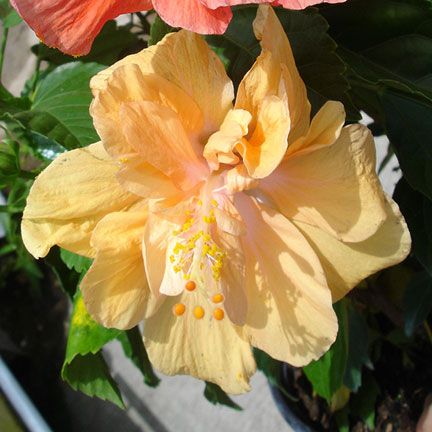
xmin=149 ymin=15 xmax=176 ymax=46
xmin=14 ymin=62 xmax=104 ymax=149
xmin=343 ymin=304 xmax=369 ymax=392
xmin=208 ymin=6 xmax=360 ymax=120
xmin=403 ymin=271 xmax=432 ymax=336
xmin=394 ymin=178 xmax=432 ymax=274
xmin=350 ymin=373 xmax=379 ymax=430
xmin=117 ymin=327 xmax=160 ymax=388
xmin=32 ymin=21 xmax=145 ymax=66
xmin=303 ymin=300 xmax=349 ymax=402
xmin=381 ymin=87 xmax=432 ymax=201
xmin=65 ymin=291 xmax=120 ymax=361
xmin=62 ymin=352 xmax=124 ymax=408
xmin=60 ymin=249 xmax=92 ymax=274
xmin=62 ymin=291 xmax=123 ymax=407
xmin=204 ymin=382 xmax=242 ymax=411
xmin=45 ymin=248 xmax=80 ymax=299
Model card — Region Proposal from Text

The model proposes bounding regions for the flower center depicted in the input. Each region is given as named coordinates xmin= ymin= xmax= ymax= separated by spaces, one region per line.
xmin=169 ymin=198 xmax=225 ymax=283
xmin=167 ymin=196 xmax=228 ymax=321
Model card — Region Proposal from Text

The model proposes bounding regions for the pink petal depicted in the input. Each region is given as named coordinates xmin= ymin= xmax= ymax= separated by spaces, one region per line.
xmin=200 ymin=0 xmax=346 ymax=9
xmin=11 ymin=0 xmax=152 ymax=56
xmin=153 ymin=0 xmax=232 ymax=34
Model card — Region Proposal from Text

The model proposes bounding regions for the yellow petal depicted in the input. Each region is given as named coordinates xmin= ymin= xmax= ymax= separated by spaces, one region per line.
xmin=237 ymin=95 xmax=290 ymax=178
xmin=293 ymin=197 xmax=411 ymax=302
xmin=91 ymin=31 xmax=234 ymax=137
xmin=142 ymin=212 xmax=177 ymax=297
xmin=286 ymin=101 xmax=346 ymax=158
xmin=236 ymin=50 xmax=285 ymax=133
xmin=91 ymin=64 xmax=204 ymax=158
xmin=215 ymin=228 xmax=248 ymax=325
xmin=120 ymin=101 xmax=209 ymax=191
xmin=261 ymin=124 xmax=388 ymax=242
xmin=143 ymin=291 xmax=256 ymax=394
xmin=203 ymin=109 xmax=251 ymax=170
xmin=116 ymin=158 xmax=181 ymax=200
xmin=235 ymin=194 xmax=337 ymax=366
xmin=252 ymin=5 xmax=311 ymax=143
xmin=81 ymin=247 xmax=159 ymax=330
xmin=21 ymin=142 xmax=138 ymax=258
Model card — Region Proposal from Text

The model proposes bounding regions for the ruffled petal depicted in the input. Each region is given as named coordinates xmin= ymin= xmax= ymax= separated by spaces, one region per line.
xmin=261 ymin=124 xmax=388 ymax=242
xmin=120 ymin=101 xmax=209 ymax=190
xmin=154 ymin=0 xmax=232 ymax=34
xmin=21 ymin=142 xmax=138 ymax=258
xmin=235 ymin=194 xmax=337 ymax=366
xmin=203 ymin=109 xmax=251 ymax=170
xmin=293 ymin=197 xmax=411 ymax=302
xmin=237 ymin=95 xmax=290 ymax=178
xmin=252 ymin=5 xmax=311 ymax=143
xmin=91 ymin=64 xmax=204 ymax=158
xmin=11 ymin=0 xmax=152 ymax=56
xmin=143 ymin=291 xmax=255 ymax=394
xmin=91 ymin=31 xmax=233 ymax=137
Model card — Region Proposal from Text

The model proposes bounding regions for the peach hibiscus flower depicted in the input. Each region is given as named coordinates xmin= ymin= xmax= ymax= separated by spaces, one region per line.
xmin=22 ymin=5 xmax=410 ymax=393
xmin=11 ymin=0 xmax=346 ymax=56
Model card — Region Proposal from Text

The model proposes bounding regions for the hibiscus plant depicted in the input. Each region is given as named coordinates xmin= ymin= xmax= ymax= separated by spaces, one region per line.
xmin=0 ymin=0 xmax=431 ymax=430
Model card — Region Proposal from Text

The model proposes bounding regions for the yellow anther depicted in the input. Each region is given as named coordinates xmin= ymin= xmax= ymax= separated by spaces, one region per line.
xmin=193 ymin=306 xmax=205 ymax=319
xmin=185 ymin=280 xmax=196 ymax=292
xmin=211 ymin=199 xmax=219 ymax=208
xmin=173 ymin=265 xmax=181 ymax=273
xmin=183 ymin=273 xmax=191 ymax=280
xmin=173 ymin=303 xmax=186 ymax=316
xmin=169 ymin=255 xmax=175 ymax=263
xmin=197 ymin=199 xmax=203 ymax=206
xmin=213 ymin=308 xmax=225 ymax=321
xmin=212 ymin=293 xmax=224 ymax=304
xmin=119 ymin=157 xmax=129 ymax=163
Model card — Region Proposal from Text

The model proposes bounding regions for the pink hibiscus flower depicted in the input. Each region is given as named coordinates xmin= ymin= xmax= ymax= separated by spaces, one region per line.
xmin=12 ymin=0 xmax=346 ymax=56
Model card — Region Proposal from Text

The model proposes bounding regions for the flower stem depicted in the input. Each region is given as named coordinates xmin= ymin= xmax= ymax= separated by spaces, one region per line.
xmin=0 ymin=26 xmax=9 ymax=83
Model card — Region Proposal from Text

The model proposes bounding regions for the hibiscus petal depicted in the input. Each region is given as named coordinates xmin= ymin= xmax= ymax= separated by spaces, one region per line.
xmin=235 ymin=194 xmax=337 ymax=366
xmin=81 ymin=248 xmax=159 ymax=330
xmin=142 ymin=212 xmax=177 ymax=297
xmin=285 ymin=100 xmax=345 ymax=158
xmin=91 ymin=31 xmax=234 ymax=137
xmin=91 ymin=64 xmax=204 ymax=158
xmin=82 ymin=209 xmax=160 ymax=330
xmin=293 ymin=197 xmax=411 ymax=302
xmin=252 ymin=5 xmax=311 ymax=143
xmin=116 ymin=158 xmax=181 ymax=200
xmin=21 ymin=142 xmax=138 ymax=258
xmin=153 ymin=0 xmax=232 ymax=34
xmin=203 ymin=109 xmax=251 ymax=170
xmin=261 ymin=124 xmax=388 ymax=242
xmin=237 ymin=95 xmax=290 ymax=178
xmin=11 ymin=0 xmax=152 ymax=56
xmin=143 ymin=291 xmax=256 ymax=394
xmin=120 ymin=101 xmax=209 ymax=191
xmin=275 ymin=0 xmax=347 ymax=9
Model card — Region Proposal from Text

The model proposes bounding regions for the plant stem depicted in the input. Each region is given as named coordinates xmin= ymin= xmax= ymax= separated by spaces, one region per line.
xmin=0 ymin=26 xmax=9 ymax=83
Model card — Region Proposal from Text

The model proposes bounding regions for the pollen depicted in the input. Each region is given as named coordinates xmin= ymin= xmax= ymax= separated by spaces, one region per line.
xmin=185 ymin=280 xmax=196 ymax=291
xmin=173 ymin=303 xmax=186 ymax=316
xmin=213 ymin=308 xmax=225 ymax=321
xmin=212 ymin=293 xmax=224 ymax=304
xmin=193 ymin=306 xmax=205 ymax=319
